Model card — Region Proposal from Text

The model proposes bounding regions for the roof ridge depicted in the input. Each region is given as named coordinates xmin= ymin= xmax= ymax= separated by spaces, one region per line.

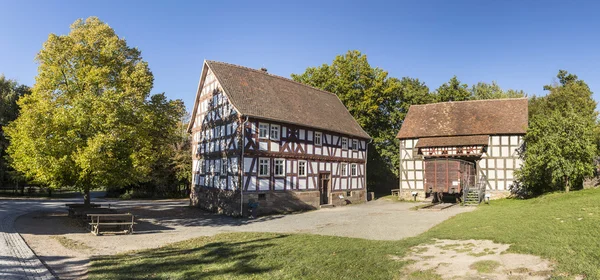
xmin=205 ymin=60 xmax=338 ymax=97
xmin=411 ymin=97 xmax=527 ymax=107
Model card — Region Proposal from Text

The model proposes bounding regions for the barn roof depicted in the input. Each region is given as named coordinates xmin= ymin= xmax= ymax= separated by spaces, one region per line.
xmin=397 ymin=98 xmax=528 ymax=139
xmin=414 ymin=135 xmax=490 ymax=148
xmin=189 ymin=60 xmax=370 ymax=139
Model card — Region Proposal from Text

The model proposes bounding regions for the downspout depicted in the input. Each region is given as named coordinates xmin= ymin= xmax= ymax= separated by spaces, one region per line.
xmin=365 ymin=138 xmax=373 ymax=202
xmin=240 ymin=116 xmax=249 ymax=217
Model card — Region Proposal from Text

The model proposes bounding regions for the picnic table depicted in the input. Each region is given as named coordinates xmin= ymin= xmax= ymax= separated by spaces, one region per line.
xmin=87 ymin=213 xmax=135 ymax=236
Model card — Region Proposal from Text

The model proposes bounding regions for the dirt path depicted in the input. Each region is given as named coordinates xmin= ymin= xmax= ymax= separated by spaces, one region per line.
xmin=399 ymin=239 xmax=556 ymax=279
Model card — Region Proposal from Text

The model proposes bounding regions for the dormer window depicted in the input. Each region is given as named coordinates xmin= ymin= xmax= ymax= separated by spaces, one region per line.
xmin=270 ymin=124 xmax=280 ymax=140
xmin=259 ymin=123 xmax=269 ymax=139
xmin=315 ymin=132 xmax=322 ymax=146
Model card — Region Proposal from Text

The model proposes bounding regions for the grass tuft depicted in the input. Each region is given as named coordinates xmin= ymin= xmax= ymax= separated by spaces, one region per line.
xmin=469 ymin=260 xmax=501 ymax=273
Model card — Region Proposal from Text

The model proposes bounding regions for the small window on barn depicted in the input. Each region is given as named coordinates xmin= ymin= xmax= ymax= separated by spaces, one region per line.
xmin=270 ymin=125 xmax=280 ymax=141
xmin=298 ymin=160 xmax=307 ymax=177
xmin=258 ymin=193 xmax=267 ymax=201
xmin=259 ymin=123 xmax=269 ymax=139
xmin=258 ymin=158 xmax=270 ymax=176
xmin=341 ymin=163 xmax=348 ymax=176
xmin=274 ymin=159 xmax=285 ymax=177
xmin=352 ymin=139 xmax=358 ymax=150
xmin=342 ymin=137 xmax=348 ymax=150
xmin=314 ymin=132 xmax=322 ymax=146
xmin=351 ymin=163 xmax=357 ymax=176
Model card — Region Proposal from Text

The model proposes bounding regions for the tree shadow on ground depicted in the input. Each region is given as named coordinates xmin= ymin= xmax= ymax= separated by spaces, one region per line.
xmin=90 ymin=235 xmax=288 ymax=279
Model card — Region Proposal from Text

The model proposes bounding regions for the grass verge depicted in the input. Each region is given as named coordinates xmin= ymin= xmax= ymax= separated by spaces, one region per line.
xmin=89 ymin=232 xmax=422 ymax=280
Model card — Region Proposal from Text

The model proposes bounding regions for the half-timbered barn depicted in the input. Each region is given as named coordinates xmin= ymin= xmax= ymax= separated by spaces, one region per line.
xmin=188 ymin=60 xmax=370 ymax=216
xmin=396 ymin=98 xmax=528 ymax=202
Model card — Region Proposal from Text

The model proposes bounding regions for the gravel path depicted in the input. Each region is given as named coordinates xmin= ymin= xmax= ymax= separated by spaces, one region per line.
xmin=0 ymin=201 xmax=59 ymax=280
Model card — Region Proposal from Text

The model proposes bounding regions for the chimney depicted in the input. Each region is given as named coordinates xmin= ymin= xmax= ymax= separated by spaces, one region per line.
xmin=260 ymin=67 xmax=268 ymax=73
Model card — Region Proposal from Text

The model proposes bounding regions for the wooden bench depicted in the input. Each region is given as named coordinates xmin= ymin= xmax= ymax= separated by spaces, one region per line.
xmin=87 ymin=213 xmax=134 ymax=236
xmin=391 ymin=189 xmax=400 ymax=197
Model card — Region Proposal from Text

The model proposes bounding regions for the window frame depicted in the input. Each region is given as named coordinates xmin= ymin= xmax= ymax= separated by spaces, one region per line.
xmin=341 ymin=163 xmax=348 ymax=176
xmin=274 ymin=158 xmax=286 ymax=177
xmin=314 ymin=132 xmax=322 ymax=146
xmin=352 ymin=139 xmax=358 ymax=150
xmin=298 ymin=160 xmax=307 ymax=177
xmin=270 ymin=124 xmax=280 ymax=141
xmin=341 ymin=137 xmax=348 ymax=150
xmin=351 ymin=163 xmax=357 ymax=176
xmin=258 ymin=158 xmax=270 ymax=177
xmin=258 ymin=123 xmax=269 ymax=139
xmin=222 ymin=158 xmax=228 ymax=175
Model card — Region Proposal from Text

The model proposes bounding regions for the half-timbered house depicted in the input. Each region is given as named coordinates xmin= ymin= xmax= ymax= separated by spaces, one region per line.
xmin=188 ymin=60 xmax=370 ymax=216
xmin=396 ymin=98 xmax=528 ymax=202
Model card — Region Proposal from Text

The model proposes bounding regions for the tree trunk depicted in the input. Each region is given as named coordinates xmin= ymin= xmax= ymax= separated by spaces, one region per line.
xmin=84 ymin=188 xmax=91 ymax=205
xmin=565 ymin=176 xmax=570 ymax=193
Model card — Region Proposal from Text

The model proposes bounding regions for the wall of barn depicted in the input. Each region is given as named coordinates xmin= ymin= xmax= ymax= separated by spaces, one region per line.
xmin=399 ymin=138 xmax=426 ymax=200
xmin=398 ymin=135 xmax=524 ymax=200
xmin=477 ymin=135 xmax=524 ymax=197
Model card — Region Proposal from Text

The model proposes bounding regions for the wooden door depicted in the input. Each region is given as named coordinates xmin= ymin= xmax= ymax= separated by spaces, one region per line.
xmin=319 ymin=173 xmax=331 ymax=205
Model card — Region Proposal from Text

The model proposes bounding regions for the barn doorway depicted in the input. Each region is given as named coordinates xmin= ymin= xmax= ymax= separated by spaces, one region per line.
xmin=319 ymin=173 xmax=331 ymax=205
xmin=424 ymin=159 xmax=476 ymax=203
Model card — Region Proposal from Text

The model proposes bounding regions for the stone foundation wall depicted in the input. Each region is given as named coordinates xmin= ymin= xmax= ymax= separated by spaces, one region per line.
xmin=191 ymin=186 xmax=366 ymax=216
xmin=485 ymin=190 xmax=510 ymax=200
xmin=399 ymin=189 xmax=428 ymax=201
xmin=191 ymin=187 xmax=242 ymax=216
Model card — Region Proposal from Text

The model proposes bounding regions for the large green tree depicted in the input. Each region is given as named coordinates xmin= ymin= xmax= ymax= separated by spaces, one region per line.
xmin=292 ymin=51 xmax=434 ymax=191
xmin=470 ymin=81 xmax=525 ymax=100
xmin=434 ymin=76 xmax=471 ymax=102
xmin=0 ymin=76 xmax=30 ymax=187
xmin=516 ymin=70 xmax=598 ymax=195
xmin=5 ymin=17 xmax=178 ymax=204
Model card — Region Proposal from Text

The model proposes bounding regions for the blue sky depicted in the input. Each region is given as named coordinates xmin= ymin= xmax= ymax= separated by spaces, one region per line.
xmin=2 ymin=0 xmax=600 ymax=110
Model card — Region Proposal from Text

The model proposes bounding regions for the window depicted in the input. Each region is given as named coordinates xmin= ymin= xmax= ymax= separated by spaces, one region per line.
xmin=259 ymin=123 xmax=269 ymax=139
xmin=298 ymin=161 xmax=307 ymax=177
xmin=258 ymin=158 xmax=270 ymax=176
xmin=351 ymin=163 xmax=357 ymax=176
xmin=341 ymin=137 xmax=348 ymax=149
xmin=215 ymin=159 xmax=221 ymax=173
xmin=274 ymin=159 xmax=285 ymax=176
xmin=270 ymin=124 xmax=280 ymax=140
xmin=315 ymin=132 xmax=322 ymax=146
xmin=258 ymin=193 xmax=267 ymax=201
xmin=341 ymin=163 xmax=348 ymax=176
xmin=222 ymin=158 xmax=228 ymax=174
xmin=198 ymin=160 xmax=204 ymax=174
xmin=352 ymin=139 xmax=358 ymax=150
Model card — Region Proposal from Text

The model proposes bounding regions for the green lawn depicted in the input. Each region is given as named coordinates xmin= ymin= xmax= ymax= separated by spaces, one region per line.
xmin=89 ymin=188 xmax=600 ymax=279
xmin=88 ymin=233 xmax=420 ymax=280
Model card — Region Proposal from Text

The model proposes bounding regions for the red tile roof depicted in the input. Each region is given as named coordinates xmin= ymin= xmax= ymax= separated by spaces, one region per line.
xmin=397 ymin=98 xmax=528 ymax=139
xmin=415 ymin=135 xmax=490 ymax=148
xmin=204 ymin=61 xmax=370 ymax=139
